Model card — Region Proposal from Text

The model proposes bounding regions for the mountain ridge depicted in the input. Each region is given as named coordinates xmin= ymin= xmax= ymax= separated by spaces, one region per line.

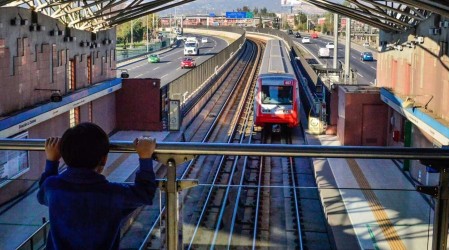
xmin=161 ymin=0 xmax=326 ymax=15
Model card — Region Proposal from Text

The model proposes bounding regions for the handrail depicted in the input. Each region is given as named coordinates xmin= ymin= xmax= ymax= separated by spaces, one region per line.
xmin=1 ymin=139 xmax=449 ymax=160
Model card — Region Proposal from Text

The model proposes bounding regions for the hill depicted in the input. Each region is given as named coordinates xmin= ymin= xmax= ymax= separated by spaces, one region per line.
xmin=161 ymin=0 xmax=326 ymax=15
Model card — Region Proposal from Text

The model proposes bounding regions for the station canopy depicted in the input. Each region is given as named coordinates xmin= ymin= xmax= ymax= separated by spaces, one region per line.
xmin=301 ymin=0 xmax=449 ymax=32
xmin=0 ymin=0 xmax=195 ymax=32
xmin=1 ymin=0 xmax=449 ymax=32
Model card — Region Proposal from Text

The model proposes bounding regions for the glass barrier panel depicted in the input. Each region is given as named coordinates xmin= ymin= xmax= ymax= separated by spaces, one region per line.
xmin=0 ymin=178 xmax=47 ymax=250
xmin=179 ymin=185 xmax=433 ymax=249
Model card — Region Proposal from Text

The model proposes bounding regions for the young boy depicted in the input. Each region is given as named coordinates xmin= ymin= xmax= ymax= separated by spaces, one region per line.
xmin=37 ymin=122 xmax=158 ymax=250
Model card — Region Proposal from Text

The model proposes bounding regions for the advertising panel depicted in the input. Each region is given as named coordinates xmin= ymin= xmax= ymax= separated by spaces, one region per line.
xmin=281 ymin=0 xmax=302 ymax=6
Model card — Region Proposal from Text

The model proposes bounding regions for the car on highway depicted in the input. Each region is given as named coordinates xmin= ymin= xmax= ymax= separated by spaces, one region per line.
xmin=360 ymin=52 xmax=374 ymax=61
xmin=147 ymin=54 xmax=160 ymax=63
xmin=326 ymin=42 xmax=335 ymax=49
xmin=311 ymin=33 xmax=318 ymax=39
xmin=295 ymin=32 xmax=301 ymax=38
xmin=287 ymin=29 xmax=293 ymax=35
xmin=318 ymin=47 xmax=330 ymax=58
xmin=301 ymin=37 xmax=310 ymax=44
xmin=181 ymin=57 xmax=196 ymax=68
xmin=177 ymin=35 xmax=186 ymax=41
xmin=201 ymin=37 xmax=208 ymax=43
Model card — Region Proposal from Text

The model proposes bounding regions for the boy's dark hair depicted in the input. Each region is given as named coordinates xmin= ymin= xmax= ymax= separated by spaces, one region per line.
xmin=60 ymin=122 xmax=110 ymax=169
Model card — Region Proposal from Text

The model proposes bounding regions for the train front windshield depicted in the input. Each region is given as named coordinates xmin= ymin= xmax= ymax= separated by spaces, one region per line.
xmin=261 ymin=85 xmax=293 ymax=105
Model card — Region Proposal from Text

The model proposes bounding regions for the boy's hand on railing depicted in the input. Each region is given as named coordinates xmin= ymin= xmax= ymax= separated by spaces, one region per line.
xmin=134 ymin=137 xmax=156 ymax=159
xmin=45 ymin=137 xmax=61 ymax=161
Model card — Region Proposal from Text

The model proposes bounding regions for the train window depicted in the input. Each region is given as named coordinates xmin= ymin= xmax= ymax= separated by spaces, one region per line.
xmin=261 ymin=85 xmax=293 ymax=105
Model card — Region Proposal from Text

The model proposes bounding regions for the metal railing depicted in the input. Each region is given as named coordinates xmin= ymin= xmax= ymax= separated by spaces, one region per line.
xmin=3 ymin=139 xmax=449 ymax=250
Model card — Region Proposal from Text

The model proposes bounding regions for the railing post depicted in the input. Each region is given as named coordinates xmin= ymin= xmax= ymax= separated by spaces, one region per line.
xmin=162 ymin=158 xmax=198 ymax=250
xmin=417 ymin=160 xmax=449 ymax=250
xmin=433 ymin=168 xmax=449 ymax=250
xmin=166 ymin=160 xmax=179 ymax=250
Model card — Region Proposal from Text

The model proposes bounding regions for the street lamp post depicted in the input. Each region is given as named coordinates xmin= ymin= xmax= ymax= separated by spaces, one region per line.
xmin=130 ymin=20 xmax=133 ymax=48
xmin=146 ymin=15 xmax=149 ymax=52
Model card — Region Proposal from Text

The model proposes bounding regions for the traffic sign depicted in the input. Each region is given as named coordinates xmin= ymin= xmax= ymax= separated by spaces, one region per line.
xmin=225 ymin=12 xmax=253 ymax=19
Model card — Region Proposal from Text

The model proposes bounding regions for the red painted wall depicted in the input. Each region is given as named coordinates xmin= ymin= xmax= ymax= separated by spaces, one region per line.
xmin=337 ymin=85 xmax=388 ymax=146
xmin=116 ymin=79 xmax=162 ymax=131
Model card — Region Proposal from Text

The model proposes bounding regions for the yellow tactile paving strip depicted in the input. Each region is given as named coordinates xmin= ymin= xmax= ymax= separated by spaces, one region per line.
xmin=346 ymin=159 xmax=406 ymax=250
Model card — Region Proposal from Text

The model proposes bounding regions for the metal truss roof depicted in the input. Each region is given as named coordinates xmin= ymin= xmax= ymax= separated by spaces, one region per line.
xmin=0 ymin=0 xmax=195 ymax=32
xmin=1 ymin=0 xmax=449 ymax=33
xmin=303 ymin=0 xmax=449 ymax=32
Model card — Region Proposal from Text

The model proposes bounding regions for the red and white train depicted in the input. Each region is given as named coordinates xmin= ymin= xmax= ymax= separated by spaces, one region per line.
xmin=254 ymin=39 xmax=300 ymax=130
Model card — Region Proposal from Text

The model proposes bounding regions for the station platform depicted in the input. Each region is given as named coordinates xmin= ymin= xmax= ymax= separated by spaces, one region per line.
xmin=0 ymin=128 xmax=437 ymax=250
xmin=306 ymin=132 xmax=434 ymax=249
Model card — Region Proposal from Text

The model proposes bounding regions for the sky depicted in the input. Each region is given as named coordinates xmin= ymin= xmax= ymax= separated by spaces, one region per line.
xmin=161 ymin=0 xmax=330 ymax=15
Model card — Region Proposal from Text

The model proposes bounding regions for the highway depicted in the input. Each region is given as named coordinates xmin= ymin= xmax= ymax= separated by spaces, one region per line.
xmin=120 ymin=32 xmax=376 ymax=86
xmin=118 ymin=34 xmax=228 ymax=85
xmin=292 ymin=33 xmax=377 ymax=86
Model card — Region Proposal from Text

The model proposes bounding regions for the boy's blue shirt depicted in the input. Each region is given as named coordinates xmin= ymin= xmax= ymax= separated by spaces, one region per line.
xmin=37 ymin=159 xmax=157 ymax=250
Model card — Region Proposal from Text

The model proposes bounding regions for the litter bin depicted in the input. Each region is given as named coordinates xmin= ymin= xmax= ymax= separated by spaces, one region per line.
xmin=308 ymin=114 xmax=324 ymax=135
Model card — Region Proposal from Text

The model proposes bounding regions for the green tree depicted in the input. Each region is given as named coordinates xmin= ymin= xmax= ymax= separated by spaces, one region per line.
xmin=116 ymin=14 xmax=158 ymax=46
xmin=253 ymin=7 xmax=259 ymax=16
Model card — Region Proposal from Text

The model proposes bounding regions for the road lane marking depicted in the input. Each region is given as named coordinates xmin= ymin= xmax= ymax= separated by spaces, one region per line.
xmin=161 ymin=74 xmax=168 ymax=78
xmin=153 ymin=67 xmax=160 ymax=70
xmin=357 ymin=73 xmax=364 ymax=78
xmin=135 ymin=73 xmax=144 ymax=78
xmin=370 ymin=66 xmax=376 ymax=70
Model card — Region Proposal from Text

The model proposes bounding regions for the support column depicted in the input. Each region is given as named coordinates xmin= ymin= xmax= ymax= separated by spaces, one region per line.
xmin=432 ymin=168 xmax=449 ymax=250
xmin=344 ymin=18 xmax=351 ymax=84
xmin=166 ymin=160 xmax=179 ymax=250
xmin=333 ymin=14 xmax=338 ymax=69
xmin=417 ymin=160 xmax=449 ymax=250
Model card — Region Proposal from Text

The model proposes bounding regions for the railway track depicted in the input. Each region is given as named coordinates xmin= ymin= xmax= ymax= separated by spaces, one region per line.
xmin=130 ymin=39 xmax=263 ymax=249
xmin=124 ymin=38 xmax=333 ymax=249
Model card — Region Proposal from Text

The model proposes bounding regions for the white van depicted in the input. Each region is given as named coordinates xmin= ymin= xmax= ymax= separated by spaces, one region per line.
xmin=318 ymin=47 xmax=330 ymax=58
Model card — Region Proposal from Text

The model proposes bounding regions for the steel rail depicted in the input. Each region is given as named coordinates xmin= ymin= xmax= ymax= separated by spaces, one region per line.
xmin=186 ymin=40 xmax=258 ymax=249
xmin=136 ymin=39 xmax=256 ymax=249
xmin=251 ymin=145 xmax=264 ymax=250
xmin=213 ymin=41 xmax=260 ymax=249
xmin=224 ymin=98 xmax=256 ymax=249
xmin=287 ymin=134 xmax=304 ymax=250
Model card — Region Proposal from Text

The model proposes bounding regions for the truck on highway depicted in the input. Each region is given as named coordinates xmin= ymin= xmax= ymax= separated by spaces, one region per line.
xmin=184 ymin=37 xmax=199 ymax=55
xmin=318 ymin=47 xmax=330 ymax=58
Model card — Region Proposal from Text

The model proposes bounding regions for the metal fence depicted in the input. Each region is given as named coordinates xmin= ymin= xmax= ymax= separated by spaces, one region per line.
xmin=3 ymin=139 xmax=449 ymax=250
xmin=160 ymin=27 xmax=246 ymax=130
xmin=163 ymin=27 xmax=245 ymax=102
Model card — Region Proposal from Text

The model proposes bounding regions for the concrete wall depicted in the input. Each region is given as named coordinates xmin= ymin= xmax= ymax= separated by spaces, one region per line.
xmin=377 ymin=13 xmax=449 ymax=183
xmin=378 ymin=14 xmax=449 ymax=125
xmin=337 ymin=85 xmax=388 ymax=146
xmin=184 ymin=28 xmax=241 ymax=41
xmin=116 ymin=79 xmax=162 ymax=131
xmin=0 ymin=7 xmax=117 ymax=116
xmin=0 ymin=7 xmax=119 ymax=204
xmin=93 ymin=94 xmax=117 ymax=134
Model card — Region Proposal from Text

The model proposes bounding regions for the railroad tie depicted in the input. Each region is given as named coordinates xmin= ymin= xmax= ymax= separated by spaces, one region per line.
xmin=346 ymin=159 xmax=406 ymax=250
